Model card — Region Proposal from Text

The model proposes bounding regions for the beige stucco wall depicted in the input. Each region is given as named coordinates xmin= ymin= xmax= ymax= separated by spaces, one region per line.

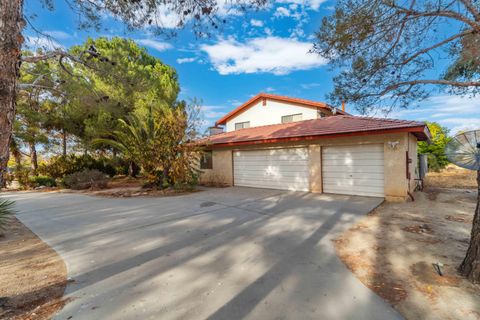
xmin=199 ymin=149 xmax=233 ymax=186
xmin=200 ymin=132 xmax=417 ymax=201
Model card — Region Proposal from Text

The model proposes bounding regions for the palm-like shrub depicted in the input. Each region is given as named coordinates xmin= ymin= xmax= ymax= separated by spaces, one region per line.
xmin=0 ymin=200 xmax=15 ymax=233
xmin=94 ymin=104 xmax=199 ymax=188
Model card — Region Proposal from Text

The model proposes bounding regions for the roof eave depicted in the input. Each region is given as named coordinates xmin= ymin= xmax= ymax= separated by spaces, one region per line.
xmin=200 ymin=125 xmax=428 ymax=148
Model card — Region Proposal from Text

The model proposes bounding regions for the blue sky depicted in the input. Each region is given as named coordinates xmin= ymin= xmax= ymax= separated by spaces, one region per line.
xmin=24 ymin=0 xmax=480 ymax=135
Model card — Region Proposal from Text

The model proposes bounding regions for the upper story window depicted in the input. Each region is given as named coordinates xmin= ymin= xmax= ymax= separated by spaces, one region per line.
xmin=200 ymin=151 xmax=213 ymax=169
xmin=281 ymin=113 xmax=303 ymax=123
xmin=235 ymin=121 xmax=250 ymax=130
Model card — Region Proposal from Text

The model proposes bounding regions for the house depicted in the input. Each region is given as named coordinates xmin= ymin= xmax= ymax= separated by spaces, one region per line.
xmin=198 ymin=93 xmax=430 ymax=201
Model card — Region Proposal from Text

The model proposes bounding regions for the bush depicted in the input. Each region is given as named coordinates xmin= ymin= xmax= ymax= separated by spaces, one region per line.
xmin=63 ymin=169 xmax=108 ymax=190
xmin=0 ymin=200 xmax=15 ymax=234
xmin=13 ymin=166 xmax=31 ymax=189
xmin=28 ymin=175 xmax=57 ymax=188
xmin=39 ymin=155 xmax=119 ymax=179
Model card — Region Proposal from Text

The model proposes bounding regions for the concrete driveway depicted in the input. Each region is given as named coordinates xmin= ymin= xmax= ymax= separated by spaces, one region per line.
xmin=6 ymin=187 xmax=401 ymax=320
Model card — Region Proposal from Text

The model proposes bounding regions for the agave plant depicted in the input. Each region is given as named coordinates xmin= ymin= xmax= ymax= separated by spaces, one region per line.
xmin=0 ymin=199 xmax=15 ymax=232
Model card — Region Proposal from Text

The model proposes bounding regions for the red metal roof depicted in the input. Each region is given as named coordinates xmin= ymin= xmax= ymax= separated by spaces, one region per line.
xmin=199 ymin=115 xmax=430 ymax=147
xmin=215 ymin=93 xmax=347 ymax=126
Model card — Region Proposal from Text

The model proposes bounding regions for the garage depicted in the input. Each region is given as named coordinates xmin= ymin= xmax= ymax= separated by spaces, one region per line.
xmin=322 ymin=144 xmax=385 ymax=197
xmin=233 ymin=147 xmax=309 ymax=191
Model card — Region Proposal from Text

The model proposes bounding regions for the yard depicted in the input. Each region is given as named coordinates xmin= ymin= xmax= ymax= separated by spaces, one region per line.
xmin=1 ymin=165 xmax=479 ymax=320
xmin=334 ymin=165 xmax=480 ymax=320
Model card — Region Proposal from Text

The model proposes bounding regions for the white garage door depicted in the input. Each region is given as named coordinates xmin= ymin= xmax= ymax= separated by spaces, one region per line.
xmin=322 ymin=144 xmax=385 ymax=197
xmin=233 ymin=148 xmax=309 ymax=191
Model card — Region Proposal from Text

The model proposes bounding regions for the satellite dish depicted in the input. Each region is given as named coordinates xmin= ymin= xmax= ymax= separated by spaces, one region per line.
xmin=445 ymin=129 xmax=480 ymax=170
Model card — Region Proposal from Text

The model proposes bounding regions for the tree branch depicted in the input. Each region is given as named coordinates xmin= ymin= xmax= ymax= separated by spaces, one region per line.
xmin=399 ymin=28 xmax=475 ymax=66
xmin=381 ymin=79 xmax=480 ymax=95
xmin=383 ymin=1 xmax=480 ymax=32
xmin=459 ymin=0 xmax=480 ymax=21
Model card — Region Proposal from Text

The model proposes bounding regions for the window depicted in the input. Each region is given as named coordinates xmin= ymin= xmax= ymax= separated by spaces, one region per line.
xmin=235 ymin=121 xmax=250 ymax=130
xmin=200 ymin=151 xmax=213 ymax=169
xmin=281 ymin=113 xmax=303 ymax=123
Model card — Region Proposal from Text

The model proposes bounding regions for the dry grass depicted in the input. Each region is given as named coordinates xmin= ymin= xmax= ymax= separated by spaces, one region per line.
xmin=334 ymin=188 xmax=480 ymax=320
xmin=425 ymin=164 xmax=476 ymax=189
xmin=0 ymin=217 xmax=68 ymax=319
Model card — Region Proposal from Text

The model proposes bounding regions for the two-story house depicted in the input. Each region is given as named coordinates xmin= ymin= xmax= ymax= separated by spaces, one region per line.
xmin=198 ymin=93 xmax=430 ymax=201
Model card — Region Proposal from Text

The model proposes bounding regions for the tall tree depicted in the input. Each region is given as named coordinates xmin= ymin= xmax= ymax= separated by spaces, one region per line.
xmin=0 ymin=0 xmax=266 ymax=187
xmin=315 ymin=0 xmax=480 ymax=283
xmin=0 ymin=0 xmax=24 ymax=187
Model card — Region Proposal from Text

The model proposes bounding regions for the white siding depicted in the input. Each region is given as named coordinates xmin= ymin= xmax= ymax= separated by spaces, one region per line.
xmin=225 ymin=99 xmax=319 ymax=132
xmin=233 ymin=148 xmax=309 ymax=191
xmin=322 ymin=144 xmax=385 ymax=197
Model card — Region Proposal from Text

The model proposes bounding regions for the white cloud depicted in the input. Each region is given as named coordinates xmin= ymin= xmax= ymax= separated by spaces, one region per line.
xmin=132 ymin=0 xmax=250 ymax=30
xmin=386 ymin=95 xmax=480 ymax=135
xmin=276 ymin=0 xmax=327 ymax=11
xmin=24 ymin=36 xmax=64 ymax=51
xmin=135 ymin=39 xmax=173 ymax=51
xmin=177 ymin=57 xmax=197 ymax=64
xmin=202 ymin=105 xmax=226 ymax=120
xmin=264 ymin=87 xmax=276 ymax=92
xmin=301 ymin=82 xmax=321 ymax=89
xmin=201 ymin=36 xmax=327 ymax=75
xmin=44 ymin=30 xmax=71 ymax=40
xmin=250 ymin=19 xmax=264 ymax=27
xmin=274 ymin=7 xmax=291 ymax=17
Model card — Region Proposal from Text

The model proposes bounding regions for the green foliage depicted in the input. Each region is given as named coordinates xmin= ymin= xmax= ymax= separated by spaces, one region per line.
xmin=444 ymin=33 xmax=480 ymax=84
xmin=18 ymin=38 xmax=180 ymax=158
xmin=418 ymin=122 xmax=451 ymax=172
xmin=0 ymin=200 xmax=15 ymax=232
xmin=38 ymin=155 xmax=117 ymax=179
xmin=28 ymin=175 xmax=57 ymax=188
xmin=13 ymin=166 xmax=32 ymax=189
xmin=63 ymin=169 xmax=108 ymax=190
xmin=94 ymin=103 xmax=200 ymax=189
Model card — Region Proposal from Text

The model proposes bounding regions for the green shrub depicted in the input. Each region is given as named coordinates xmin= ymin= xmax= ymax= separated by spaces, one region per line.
xmin=63 ymin=169 xmax=108 ymax=190
xmin=39 ymin=155 xmax=119 ymax=179
xmin=418 ymin=122 xmax=451 ymax=171
xmin=0 ymin=200 xmax=15 ymax=233
xmin=13 ymin=166 xmax=31 ymax=189
xmin=28 ymin=175 xmax=57 ymax=188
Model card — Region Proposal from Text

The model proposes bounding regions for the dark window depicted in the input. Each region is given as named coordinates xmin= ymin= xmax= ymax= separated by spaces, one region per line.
xmin=200 ymin=151 xmax=213 ymax=169
xmin=281 ymin=113 xmax=302 ymax=123
xmin=235 ymin=121 xmax=250 ymax=130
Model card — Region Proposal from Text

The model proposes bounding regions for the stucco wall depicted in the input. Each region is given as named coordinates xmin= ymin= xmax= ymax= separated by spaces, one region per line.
xmin=199 ymin=149 xmax=233 ymax=186
xmin=225 ymin=99 xmax=331 ymax=132
xmin=200 ymin=132 xmax=415 ymax=201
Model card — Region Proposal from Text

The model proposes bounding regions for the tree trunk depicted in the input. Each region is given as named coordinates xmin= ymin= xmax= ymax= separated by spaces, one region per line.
xmin=29 ymin=141 xmax=38 ymax=175
xmin=0 ymin=0 xmax=24 ymax=187
xmin=459 ymin=170 xmax=480 ymax=283
xmin=62 ymin=128 xmax=67 ymax=156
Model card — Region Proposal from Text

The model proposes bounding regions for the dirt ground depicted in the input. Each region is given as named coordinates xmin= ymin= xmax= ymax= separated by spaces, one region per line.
xmin=334 ymin=181 xmax=480 ymax=318
xmin=425 ymin=164 xmax=477 ymax=189
xmin=0 ymin=217 xmax=68 ymax=320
